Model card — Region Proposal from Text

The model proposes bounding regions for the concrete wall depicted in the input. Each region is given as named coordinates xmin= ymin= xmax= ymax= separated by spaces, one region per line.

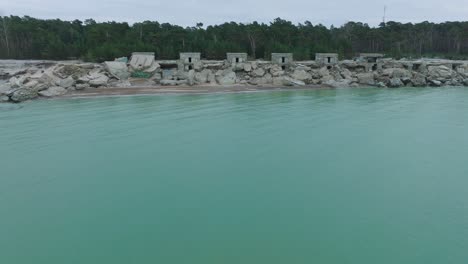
xmin=180 ymin=53 xmax=201 ymax=64
xmin=315 ymin=53 xmax=339 ymax=65
xmin=271 ymin=53 xmax=293 ymax=65
xmin=130 ymin=52 xmax=156 ymax=70
xmin=358 ymin=53 xmax=384 ymax=63
xmin=227 ymin=53 xmax=248 ymax=63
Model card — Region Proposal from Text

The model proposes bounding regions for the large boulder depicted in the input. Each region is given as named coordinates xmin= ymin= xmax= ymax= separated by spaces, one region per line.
xmin=429 ymin=80 xmax=442 ymax=87
xmin=75 ymin=83 xmax=90 ymax=90
xmin=59 ymin=76 xmax=75 ymax=89
xmin=272 ymin=76 xmax=305 ymax=86
xmin=324 ymin=79 xmax=352 ymax=88
xmin=428 ymin=65 xmax=454 ymax=80
xmin=291 ymin=69 xmax=312 ymax=83
xmin=104 ymin=61 xmax=130 ymax=80
xmin=252 ymin=68 xmax=265 ymax=77
xmin=38 ymin=86 xmax=67 ymax=97
xmin=340 ymin=69 xmax=353 ymax=80
xmin=216 ymin=70 xmax=236 ymax=85
xmin=388 ymin=78 xmax=404 ymax=88
xmin=357 ymin=73 xmax=375 ymax=85
xmin=411 ymin=73 xmax=427 ymax=87
xmin=463 ymin=79 xmax=468 ymax=86
xmin=10 ymin=88 xmax=38 ymax=102
xmin=195 ymin=69 xmax=212 ymax=84
xmin=9 ymin=75 xmax=27 ymax=88
xmin=53 ymin=64 xmax=87 ymax=79
xmin=284 ymin=77 xmax=305 ymax=86
xmin=88 ymin=73 xmax=109 ymax=87
xmin=243 ymin=63 xmax=252 ymax=72
xmin=269 ymin=65 xmax=284 ymax=77
xmin=0 ymin=83 xmax=12 ymax=95
xmin=382 ymin=68 xmax=412 ymax=79
xmin=187 ymin=70 xmax=196 ymax=86
xmin=0 ymin=95 xmax=9 ymax=102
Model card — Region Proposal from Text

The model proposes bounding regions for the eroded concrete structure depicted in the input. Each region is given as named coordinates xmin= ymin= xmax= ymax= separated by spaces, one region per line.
xmin=316 ymin=53 xmax=339 ymax=65
xmin=358 ymin=53 xmax=384 ymax=63
xmin=180 ymin=52 xmax=201 ymax=70
xmin=272 ymin=53 xmax=293 ymax=69
xmin=129 ymin=52 xmax=156 ymax=71
xmin=227 ymin=53 xmax=248 ymax=64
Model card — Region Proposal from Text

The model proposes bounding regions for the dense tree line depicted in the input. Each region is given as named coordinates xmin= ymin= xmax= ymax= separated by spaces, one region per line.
xmin=1 ymin=16 xmax=468 ymax=62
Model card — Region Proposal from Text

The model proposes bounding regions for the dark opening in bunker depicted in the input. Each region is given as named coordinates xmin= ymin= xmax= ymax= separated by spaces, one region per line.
xmin=236 ymin=58 xmax=240 ymax=63
xmin=327 ymin=57 xmax=332 ymax=63
xmin=372 ymin=64 xmax=378 ymax=71
xmin=188 ymin=57 xmax=192 ymax=63
xmin=282 ymin=65 xmax=286 ymax=70
xmin=282 ymin=57 xmax=286 ymax=63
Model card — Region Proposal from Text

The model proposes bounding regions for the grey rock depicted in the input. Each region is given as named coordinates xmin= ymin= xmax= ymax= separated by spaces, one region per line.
xmin=59 ymin=76 xmax=75 ymax=88
xmin=340 ymin=69 xmax=353 ymax=79
xmin=388 ymin=78 xmax=404 ymax=88
xmin=252 ymin=68 xmax=265 ymax=77
xmin=195 ymin=69 xmax=211 ymax=84
xmin=284 ymin=77 xmax=305 ymax=86
xmin=216 ymin=70 xmax=236 ymax=85
xmin=430 ymin=80 xmax=442 ymax=86
xmin=428 ymin=65 xmax=454 ymax=80
xmin=109 ymin=80 xmax=131 ymax=88
xmin=291 ymin=69 xmax=312 ymax=82
xmin=324 ymin=79 xmax=352 ymax=88
xmin=9 ymin=76 xmax=26 ymax=88
xmin=357 ymin=73 xmax=375 ymax=85
xmin=38 ymin=86 xmax=67 ymax=97
xmin=382 ymin=68 xmax=412 ymax=79
xmin=187 ymin=70 xmax=195 ymax=86
xmin=411 ymin=73 xmax=427 ymax=87
xmin=54 ymin=64 xmax=87 ymax=79
xmin=10 ymin=89 xmax=38 ymax=102
xmin=0 ymin=95 xmax=9 ymax=102
xmin=89 ymin=74 xmax=109 ymax=87
xmin=208 ymin=72 xmax=217 ymax=85
xmin=104 ymin=61 xmax=130 ymax=80
xmin=0 ymin=83 xmax=12 ymax=95
xmin=75 ymin=83 xmax=90 ymax=90
xmin=270 ymin=65 xmax=284 ymax=77
xmin=376 ymin=82 xmax=387 ymax=88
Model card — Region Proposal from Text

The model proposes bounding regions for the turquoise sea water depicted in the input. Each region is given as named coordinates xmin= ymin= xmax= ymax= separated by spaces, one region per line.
xmin=1 ymin=87 xmax=468 ymax=264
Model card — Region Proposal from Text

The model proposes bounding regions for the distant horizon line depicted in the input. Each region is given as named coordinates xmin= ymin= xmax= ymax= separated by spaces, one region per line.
xmin=1 ymin=14 xmax=467 ymax=29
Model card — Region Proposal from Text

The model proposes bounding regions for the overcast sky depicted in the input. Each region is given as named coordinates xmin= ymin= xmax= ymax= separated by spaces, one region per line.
xmin=1 ymin=0 xmax=467 ymax=27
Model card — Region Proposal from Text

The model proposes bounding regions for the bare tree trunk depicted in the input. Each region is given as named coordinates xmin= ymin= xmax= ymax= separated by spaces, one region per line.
xmin=248 ymin=34 xmax=256 ymax=59
xmin=139 ymin=25 xmax=143 ymax=41
xmin=1 ymin=17 xmax=10 ymax=57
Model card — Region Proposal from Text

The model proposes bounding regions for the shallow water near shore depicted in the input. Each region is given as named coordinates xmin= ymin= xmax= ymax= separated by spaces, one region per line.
xmin=1 ymin=87 xmax=468 ymax=263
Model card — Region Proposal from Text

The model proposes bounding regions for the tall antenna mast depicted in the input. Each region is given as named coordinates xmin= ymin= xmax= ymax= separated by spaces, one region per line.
xmin=383 ymin=5 xmax=387 ymax=25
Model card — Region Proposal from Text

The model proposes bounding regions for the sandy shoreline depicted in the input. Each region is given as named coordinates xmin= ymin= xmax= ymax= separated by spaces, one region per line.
xmin=61 ymin=84 xmax=329 ymax=99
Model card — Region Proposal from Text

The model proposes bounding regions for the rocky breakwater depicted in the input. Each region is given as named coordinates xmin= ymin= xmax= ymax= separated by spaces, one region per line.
xmin=0 ymin=61 xmax=117 ymax=103
xmin=2 ymin=57 xmax=468 ymax=103
xmin=152 ymin=58 xmax=468 ymax=89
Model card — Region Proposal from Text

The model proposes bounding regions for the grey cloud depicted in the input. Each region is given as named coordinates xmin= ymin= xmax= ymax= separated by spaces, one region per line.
xmin=1 ymin=0 xmax=467 ymax=27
